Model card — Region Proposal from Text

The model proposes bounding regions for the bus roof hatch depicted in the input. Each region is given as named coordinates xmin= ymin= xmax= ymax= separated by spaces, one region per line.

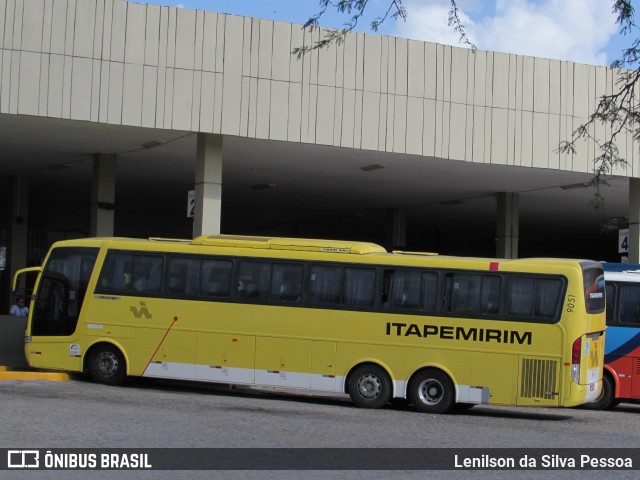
xmin=191 ymin=235 xmax=387 ymax=254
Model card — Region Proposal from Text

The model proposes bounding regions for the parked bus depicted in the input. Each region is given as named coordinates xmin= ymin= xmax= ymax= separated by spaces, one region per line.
xmin=14 ymin=235 xmax=605 ymax=413
xmin=585 ymin=263 xmax=640 ymax=409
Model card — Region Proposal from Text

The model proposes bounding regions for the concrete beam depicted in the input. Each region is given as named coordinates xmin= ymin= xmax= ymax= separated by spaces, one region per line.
xmin=193 ymin=133 xmax=223 ymax=237
xmin=496 ymin=192 xmax=519 ymax=259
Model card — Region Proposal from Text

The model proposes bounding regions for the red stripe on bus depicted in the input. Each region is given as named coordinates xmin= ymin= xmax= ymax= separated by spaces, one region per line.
xmin=142 ymin=316 xmax=179 ymax=376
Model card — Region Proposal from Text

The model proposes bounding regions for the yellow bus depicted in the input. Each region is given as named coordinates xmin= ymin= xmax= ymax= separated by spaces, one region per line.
xmin=14 ymin=235 xmax=605 ymax=413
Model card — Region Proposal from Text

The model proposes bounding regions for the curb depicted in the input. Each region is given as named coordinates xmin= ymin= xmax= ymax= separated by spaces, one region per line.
xmin=0 ymin=366 xmax=70 ymax=381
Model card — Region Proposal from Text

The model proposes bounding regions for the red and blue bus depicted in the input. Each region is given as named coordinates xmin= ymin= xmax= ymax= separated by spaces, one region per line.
xmin=587 ymin=263 xmax=640 ymax=409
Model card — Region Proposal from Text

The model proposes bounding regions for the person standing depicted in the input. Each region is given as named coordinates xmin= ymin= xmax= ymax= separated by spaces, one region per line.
xmin=9 ymin=296 xmax=28 ymax=317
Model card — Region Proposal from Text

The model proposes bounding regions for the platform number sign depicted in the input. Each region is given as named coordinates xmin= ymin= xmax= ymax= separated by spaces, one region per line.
xmin=187 ymin=190 xmax=195 ymax=218
xmin=619 ymin=228 xmax=629 ymax=254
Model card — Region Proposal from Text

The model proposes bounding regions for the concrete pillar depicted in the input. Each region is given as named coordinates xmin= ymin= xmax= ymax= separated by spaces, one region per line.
xmin=193 ymin=133 xmax=223 ymax=238
xmin=90 ymin=153 xmax=117 ymax=237
xmin=385 ymin=208 xmax=407 ymax=251
xmin=496 ymin=192 xmax=519 ymax=259
xmin=628 ymin=178 xmax=640 ymax=263
xmin=9 ymin=176 xmax=28 ymax=287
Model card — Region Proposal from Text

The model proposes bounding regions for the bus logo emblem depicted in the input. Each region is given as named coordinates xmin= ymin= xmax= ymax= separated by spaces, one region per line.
xmin=130 ymin=302 xmax=152 ymax=319
xmin=8 ymin=450 xmax=39 ymax=468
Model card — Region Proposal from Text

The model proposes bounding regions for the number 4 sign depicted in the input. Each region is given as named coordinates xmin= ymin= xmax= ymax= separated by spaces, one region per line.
xmin=619 ymin=228 xmax=629 ymax=254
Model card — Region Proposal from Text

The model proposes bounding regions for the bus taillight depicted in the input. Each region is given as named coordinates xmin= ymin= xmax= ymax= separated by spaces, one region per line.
xmin=571 ymin=337 xmax=581 ymax=383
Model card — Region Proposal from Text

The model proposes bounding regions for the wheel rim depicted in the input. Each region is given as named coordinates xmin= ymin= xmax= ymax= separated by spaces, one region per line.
xmin=356 ymin=373 xmax=382 ymax=400
xmin=417 ymin=378 xmax=444 ymax=405
xmin=96 ymin=351 xmax=119 ymax=377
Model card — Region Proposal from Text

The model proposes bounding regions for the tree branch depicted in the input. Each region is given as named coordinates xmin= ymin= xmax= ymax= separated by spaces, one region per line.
xmin=560 ymin=66 xmax=640 ymax=209
xmin=447 ymin=0 xmax=477 ymax=50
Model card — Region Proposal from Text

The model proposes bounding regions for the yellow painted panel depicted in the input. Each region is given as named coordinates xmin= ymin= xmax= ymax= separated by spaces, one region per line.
xmin=310 ymin=341 xmax=336 ymax=377
xmin=149 ymin=329 xmax=196 ymax=365
xmin=470 ymin=352 xmax=517 ymax=405
xmin=256 ymin=337 xmax=311 ymax=373
xmin=85 ymin=324 xmax=131 ymax=338
xmin=25 ymin=342 xmax=82 ymax=372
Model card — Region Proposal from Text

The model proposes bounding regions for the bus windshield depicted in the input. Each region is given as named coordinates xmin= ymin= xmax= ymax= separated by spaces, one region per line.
xmin=581 ymin=262 xmax=605 ymax=314
xmin=31 ymin=247 xmax=98 ymax=336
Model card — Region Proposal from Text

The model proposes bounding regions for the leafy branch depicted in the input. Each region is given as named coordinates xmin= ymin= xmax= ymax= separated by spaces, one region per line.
xmin=293 ymin=1 xmax=475 ymax=57
xmin=293 ymin=0 xmax=404 ymax=57
xmin=559 ymin=0 xmax=639 ymax=209
xmin=447 ymin=0 xmax=476 ymax=50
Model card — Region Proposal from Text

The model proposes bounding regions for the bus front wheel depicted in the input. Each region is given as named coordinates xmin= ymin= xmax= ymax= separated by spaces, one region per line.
xmin=87 ymin=345 xmax=126 ymax=386
xmin=347 ymin=365 xmax=392 ymax=409
xmin=409 ymin=369 xmax=455 ymax=414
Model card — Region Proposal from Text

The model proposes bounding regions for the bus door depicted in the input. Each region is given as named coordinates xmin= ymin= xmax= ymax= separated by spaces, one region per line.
xmin=26 ymin=247 xmax=99 ymax=370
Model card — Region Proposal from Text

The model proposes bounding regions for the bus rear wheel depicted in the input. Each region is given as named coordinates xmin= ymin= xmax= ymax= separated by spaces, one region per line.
xmin=409 ymin=369 xmax=455 ymax=414
xmin=584 ymin=373 xmax=615 ymax=410
xmin=87 ymin=345 xmax=126 ymax=386
xmin=348 ymin=365 xmax=392 ymax=409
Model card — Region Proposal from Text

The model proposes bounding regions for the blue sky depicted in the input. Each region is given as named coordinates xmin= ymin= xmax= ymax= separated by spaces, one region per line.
xmin=130 ymin=0 xmax=639 ymax=66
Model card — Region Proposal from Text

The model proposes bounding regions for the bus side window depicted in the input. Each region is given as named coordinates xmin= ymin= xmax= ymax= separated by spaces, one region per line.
xmin=605 ymin=284 xmax=616 ymax=325
xmin=97 ymin=253 xmax=133 ymax=291
xmin=343 ymin=268 xmax=376 ymax=307
xmin=132 ymin=256 xmax=163 ymax=294
xmin=481 ymin=276 xmax=500 ymax=315
xmin=534 ymin=279 xmax=562 ymax=319
xmin=442 ymin=275 xmax=452 ymax=311
xmin=310 ymin=266 xmax=343 ymax=305
xmin=271 ymin=263 xmax=303 ymax=303
xmin=445 ymin=273 xmax=499 ymax=315
xmin=383 ymin=270 xmax=421 ymax=310
xmin=506 ymin=277 xmax=534 ymax=317
xmin=201 ymin=259 xmax=232 ymax=298
xmin=237 ymin=261 xmax=270 ymax=300
xmin=449 ymin=274 xmax=481 ymax=313
xmin=166 ymin=256 xmax=200 ymax=296
xmin=422 ymin=272 xmax=438 ymax=312
xmin=619 ymin=284 xmax=640 ymax=324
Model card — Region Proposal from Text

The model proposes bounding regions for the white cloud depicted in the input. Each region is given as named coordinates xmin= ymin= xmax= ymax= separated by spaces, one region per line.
xmin=392 ymin=1 xmax=473 ymax=48
xmin=393 ymin=0 xmax=618 ymax=65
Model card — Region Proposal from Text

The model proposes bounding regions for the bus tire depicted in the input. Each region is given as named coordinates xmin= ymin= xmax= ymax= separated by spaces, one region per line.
xmin=409 ymin=369 xmax=455 ymax=414
xmin=87 ymin=344 xmax=126 ymax=386
xmin=584 ymin=373 xmax=615 ymax=410
xmin=347 ymin=364 xmax=392 ymax=409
